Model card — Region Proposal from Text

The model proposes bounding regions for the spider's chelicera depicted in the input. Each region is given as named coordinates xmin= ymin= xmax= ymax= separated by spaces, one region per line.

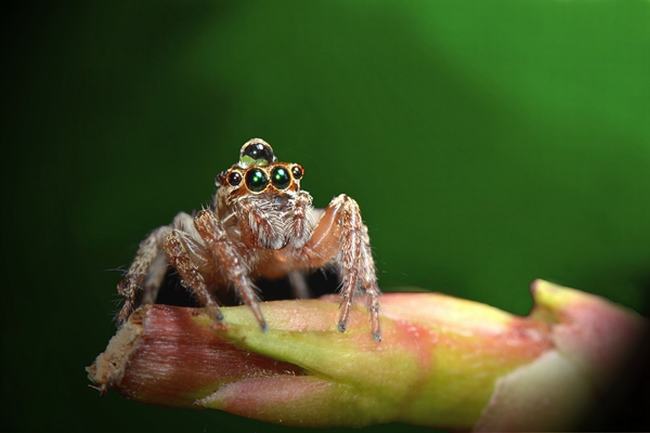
xmin=117 ymin=138 xmax=381 ymax=340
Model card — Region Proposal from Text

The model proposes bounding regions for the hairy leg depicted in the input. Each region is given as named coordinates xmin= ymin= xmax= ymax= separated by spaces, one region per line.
xmin=163 ymin=229 xmax=224 ymax=321
xmin=301 ymin=194 xmax=381 ymax=340
xmin=140 ymin=212 xmax=201 ymax=304
xmin=193 ymin=209 xmax=267 ymax=330
xmin=116 ymin=225 xmax=171 ymax=324
xmin=359 ymin=225 xmax=381 ymax=340
xmin=140 ymin=254 xmax=167 ymax=304
xmin=116 ymin=212 xmax=204 ymax=324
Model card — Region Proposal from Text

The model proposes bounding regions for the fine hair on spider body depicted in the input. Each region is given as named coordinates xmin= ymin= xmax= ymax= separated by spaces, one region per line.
xmin=116 ymin=138 xmax=382 ymax=341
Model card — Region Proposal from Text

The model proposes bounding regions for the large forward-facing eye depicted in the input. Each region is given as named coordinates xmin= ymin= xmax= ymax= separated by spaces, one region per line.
xmin=245 ymin=168 xmax=269 ymax=192
xmin=240 ymin=139 xmax=276 ymax=167
xmin=271 ymin=166 xmax=291 ymax=189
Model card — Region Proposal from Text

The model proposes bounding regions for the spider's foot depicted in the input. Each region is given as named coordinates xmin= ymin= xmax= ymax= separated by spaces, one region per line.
xmin=247 ymin=302 xmax=268 ymax=332
xmin=207 ymin=304 xmax=224 ymax=322
xmin=115 ymin=303 xmax=133 ymax=327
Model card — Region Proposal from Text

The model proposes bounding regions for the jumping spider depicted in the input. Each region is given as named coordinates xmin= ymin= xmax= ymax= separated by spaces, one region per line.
xmin=117 ymin=138 xmax=381 ymax=340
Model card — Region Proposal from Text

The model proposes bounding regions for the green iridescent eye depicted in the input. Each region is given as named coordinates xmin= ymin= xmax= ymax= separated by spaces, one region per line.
xmin=271 ymin=166 xmax=291 ymax=189
xmin=245 ymin=168 xmax=269 ymax=192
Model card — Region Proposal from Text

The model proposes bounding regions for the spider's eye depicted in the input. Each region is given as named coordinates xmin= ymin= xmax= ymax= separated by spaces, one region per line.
xmin=271 ymin=166 xmax=291 ymax=189
xmin=240 ymin=140 xmax=275 ymax=167
xmin=291 ymin=164 xmax=304 ymax=180
xmin=227 ymin=171 xmax=242 ymax=186
xmin=245 ymin=168 xmax=269 ymax=192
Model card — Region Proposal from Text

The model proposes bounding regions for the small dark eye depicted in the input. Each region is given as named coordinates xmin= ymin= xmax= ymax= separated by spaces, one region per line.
xmin=271 ymin=166 xmax=291 ymax=189
xmin=291 ymin=164 xmax=304 ymax=180
xmin=241 ymin=141 xmax=275 ymax=167
xmin=227 ymin=171 xmax=242 ymax=186
xmin=245 ymin=168 xmax=269 ymax=192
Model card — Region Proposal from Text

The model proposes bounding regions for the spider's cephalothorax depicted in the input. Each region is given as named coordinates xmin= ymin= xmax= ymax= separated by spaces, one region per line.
xmin=215 ymin=140 xmax=312 ymax=251
xmin=117 ymin=138 xmax=382 ymax=341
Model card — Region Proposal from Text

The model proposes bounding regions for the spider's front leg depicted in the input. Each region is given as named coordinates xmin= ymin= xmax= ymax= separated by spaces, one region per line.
xmin=163 ymin=228 xmax=224 ymax=322
xmin=193 ymin=209 xmax=267 ymax=331
xmin=303 ymin=194 xmax=381 ymax=341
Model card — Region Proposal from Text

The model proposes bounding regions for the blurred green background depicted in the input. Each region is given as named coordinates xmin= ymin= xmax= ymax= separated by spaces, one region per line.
xmin=3 ymin=1 xmax=649 ymax=431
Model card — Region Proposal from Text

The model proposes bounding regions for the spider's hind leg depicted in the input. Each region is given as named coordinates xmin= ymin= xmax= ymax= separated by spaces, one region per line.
xmin=116 ymin=225 xmax=171 ymax=324
xmin=116 ymin=212 xmax=196 ymax=325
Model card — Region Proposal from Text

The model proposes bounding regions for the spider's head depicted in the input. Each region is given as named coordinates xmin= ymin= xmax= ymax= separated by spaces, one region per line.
xmin=215 ymin=138 xmax=305 ymax=201
xmin=215 ymin=138 xmax=311 ymax=249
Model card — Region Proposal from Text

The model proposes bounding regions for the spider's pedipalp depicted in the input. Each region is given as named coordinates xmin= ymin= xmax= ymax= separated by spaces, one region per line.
xmin=287 ymin=190 xmax=314 ymax=248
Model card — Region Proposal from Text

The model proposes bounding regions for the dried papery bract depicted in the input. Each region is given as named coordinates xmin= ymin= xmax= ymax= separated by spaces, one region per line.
xmin=88 ymin=281 xmax=646 ymax=430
